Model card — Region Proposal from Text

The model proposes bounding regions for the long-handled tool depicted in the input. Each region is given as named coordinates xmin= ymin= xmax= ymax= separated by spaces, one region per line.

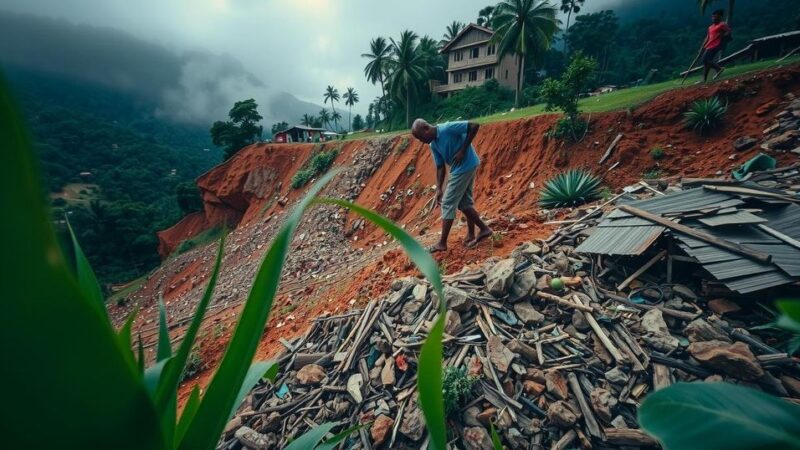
xmin=680 ymin=38 xmax=708 ymax=85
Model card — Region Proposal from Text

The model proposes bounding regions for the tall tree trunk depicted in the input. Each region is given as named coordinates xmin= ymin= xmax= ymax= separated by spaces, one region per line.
xmin=406 ymin=88 xmax=410 ymax=128
xmin=349 ymin=105 xmax=352 ymax=132
xmin=515 ymin=54 xmax=525 ymax=108
xmin=379 ymin=73 xmax=386 ymax=122
xmin=563 ymin=10 xmax=572 ymax=53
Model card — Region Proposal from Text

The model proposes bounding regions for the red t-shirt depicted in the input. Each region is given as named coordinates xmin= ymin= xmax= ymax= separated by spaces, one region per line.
xmin=706 ymin=22 xmax=731 ymax=49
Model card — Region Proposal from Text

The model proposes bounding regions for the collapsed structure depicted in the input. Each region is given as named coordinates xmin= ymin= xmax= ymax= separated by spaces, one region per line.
xmin=219 ymin=160 xmax=800 ymax=449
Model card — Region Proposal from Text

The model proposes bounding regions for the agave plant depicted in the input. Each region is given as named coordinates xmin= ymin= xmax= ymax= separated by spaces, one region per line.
xmin=539 ymin=169 xmax=601 ymax=208
xmin=684 ymin=96 xmax=727 ymax=134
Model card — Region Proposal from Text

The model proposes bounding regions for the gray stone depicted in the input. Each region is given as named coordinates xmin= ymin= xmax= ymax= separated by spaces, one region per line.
xmin=545 ymin=370 xmax=569 ymax=400
xmin=732 ymin=136 xmax=757 ymax=151
xmin=444 ymin=286 xmax=471 ymax=312
xmin=605 ymin=366 xmax=629 ymax=385
xmin=463 ymin=406 xmax=482 ymax=427
xmin=400 ymin=300 xmax=423 ymax=324
xmin=590 ymin=388 xmax=617 ymax=422
xmin=235 ymin=426 xmax=272 ymax=450
xmin=512 ymin=241 xmax=542 ymax=258
xmin=296 ymin=364 xmax=326 ymax=385
xmin=487 ymin=335 xmax=515 ymax=373
xmin=445 ymin=310 xmax=462 ymax=335
xmin=513 ymin=301 xmax=545 ymax=325
xmin=400 ymin=397 xmax=426 ymax=441
xmin=641 ymin=309 xmax=669 ymax=335
xmin=486 ymin=258 xmax=516 ymax=297
xmin=641 ymin=309 xmax=679 ymax=353
xmin=572 ymin=309 xmax=590 ymax=331
xmin=371 ymin=415 xmax=394 ymax=446
xmin=510 ymin=266 xmax=537 ymax=299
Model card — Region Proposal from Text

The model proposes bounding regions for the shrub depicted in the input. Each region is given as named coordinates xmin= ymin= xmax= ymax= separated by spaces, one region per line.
xmin=547 ymin=117 xmax=588 ymax=140
xmin=539 ymin=169 xmax=601 ymax=208
xmin=291 ymin=149 xmax=339 ymax=189
xmin=643 ymin=168 xmax=662 ymax=179
xmin=599 ymin=186 xmax=614 ymax=201
xmin=684 ymin=96 xmax=727 ymax=134
xmin=442 ymin=366 xmax=477 ymax=417
xmin=650 ymin=146 xmax=665 ymax=160
xmin=396 ymin=136 xmax=410 ymax=154
xmin=540 ymin=53 xmax=598 ymax=141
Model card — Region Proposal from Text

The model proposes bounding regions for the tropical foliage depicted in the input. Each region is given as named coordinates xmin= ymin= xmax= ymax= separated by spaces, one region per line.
xmin=684 ymin=96 xmax=727 ymax=134
xmin=490 ymin=0 xmax=559 ymax=107
xmin=540 ymin=52 xmax=597 ymax=140
xmin=210 ymin=98 xmax=263 ymax=160
xmin=539 ymin=169 xmax=601 ymax=208
xmin=323 ymin=86 xmax=340 ymax=130
xmin=291 ymin=148 xmax=339 ymax=189
xmin=343 ymin=87 xmax=359 ymax=132
xmin=559 ymin=0 xmax=586 ymax=51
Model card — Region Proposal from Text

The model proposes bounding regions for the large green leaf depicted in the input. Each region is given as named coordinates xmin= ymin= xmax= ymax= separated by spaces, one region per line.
xmin=67 ymin=219 xmax=106 ymax=315
xmin=227 ymin=361 xmax=279 ymax=422
xmin=177 ymin=171 xmax=340 ymax=450
xmin=639 ymin=382 xmax=800 ymax=450
xmin=154 ymin=232 xmax=225 ymax=413
xmin=315 ymin=423 xmax=368 ymax=450
xmin=490 ymin=421 xmax=503 ymax=450
xmin=283 ymin=422 xmax=338 ymax=450
xmin=0 ymin=73 xmax=163 ymax=448
xmin=776 ymin=300 xmax=800 ymax=333
xmin=176 ymin=386 xmax=201 ymax=446
xmin=157 ymin=295 xmax=173 ymax=362
xmin=315 ymin=198 xmax=446 ymax=450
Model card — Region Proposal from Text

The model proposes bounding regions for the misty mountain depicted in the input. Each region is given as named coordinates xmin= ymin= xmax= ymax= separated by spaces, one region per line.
xmin=0 ymin=9 xmax=323 ymax=126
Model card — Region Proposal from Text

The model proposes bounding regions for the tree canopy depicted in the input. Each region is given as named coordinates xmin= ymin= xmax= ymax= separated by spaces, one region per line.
xmin=210 ymin=99 xmax=263 ymax=160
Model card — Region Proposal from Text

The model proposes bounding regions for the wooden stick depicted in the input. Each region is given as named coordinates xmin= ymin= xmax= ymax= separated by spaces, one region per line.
xmin=703 ymin=184 xmax=800 ymax=204
xmin=618 ymin=205 xmax=772 ymax=263
xmin=572 ymin=295 xmax=626 ymax=364
xmin=616 ymin=250 xmax=667 ymax=291
xmin=599 ymin=133 xmax=623 ymax=164
xmin=535 ymin=291 xmax=593 ymax=312
xmin=604 ymin=428 xmax=659 ymax=446
xmin=567 ymin=372 xmax=604 ymax=439
xmin=757 ymin=224 xmax=800 ymax=251
xmin=681 ymin=38 xmax=707 ymax=84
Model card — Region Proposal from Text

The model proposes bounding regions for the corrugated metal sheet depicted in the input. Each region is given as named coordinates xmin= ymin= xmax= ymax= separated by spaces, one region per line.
xmin=575 ymin=225 xmax=664 ymax=255
xmin=748 ymin=243 xmax=800 ymax=277
xmin=698 ymin=211 xmax=767 ymax=227
xmin=703 ymin=259 xmax=776 ymax=280
xmin=723 ymin=271 xmax=795 ymax=294
xmin=760 ymin=204 xmax=800 ymax=240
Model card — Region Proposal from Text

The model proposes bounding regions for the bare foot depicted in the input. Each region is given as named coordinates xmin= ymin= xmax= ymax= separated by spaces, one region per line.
xmin=428 ymin=242 xmax=447 ymax=253
xmin=466 ymin=228 xmax=493 ymax=248
xmin=463 ymin=234 xmax=475 ymax=246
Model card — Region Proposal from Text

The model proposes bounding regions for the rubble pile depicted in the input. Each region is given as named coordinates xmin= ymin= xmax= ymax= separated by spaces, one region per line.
xmin=221 ymin=173 xmax=800 ymax=449
xmin=757 ymin=93 xmax=800 ymax=155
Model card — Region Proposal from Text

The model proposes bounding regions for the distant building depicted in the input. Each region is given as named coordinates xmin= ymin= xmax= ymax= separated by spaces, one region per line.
xmin=273 ymin=125 xmax=329 ymax=143
xmin=431 ymin=23 xmax=520 ymax=97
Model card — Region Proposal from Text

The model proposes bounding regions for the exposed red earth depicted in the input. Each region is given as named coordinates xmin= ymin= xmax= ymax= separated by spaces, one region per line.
xmin=105 ymin=65 xmax=800 ymax=407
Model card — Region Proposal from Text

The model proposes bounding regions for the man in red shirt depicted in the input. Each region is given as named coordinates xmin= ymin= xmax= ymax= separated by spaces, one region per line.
xmin=701 ymin=9 xmax=732 ymax=83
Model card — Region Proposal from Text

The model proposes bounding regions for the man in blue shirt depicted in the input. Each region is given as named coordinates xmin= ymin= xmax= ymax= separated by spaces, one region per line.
xmin=411 ymin=118 xmax=492 ymax=253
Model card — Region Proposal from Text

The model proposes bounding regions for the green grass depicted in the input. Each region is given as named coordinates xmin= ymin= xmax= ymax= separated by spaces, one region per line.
xmin=174 ymin=226 xmax=224 ymax=256
xmin=347 ymin=57 xmax=800 ymax=141
xmin=109 ymin=274 xmax=148 ymax=305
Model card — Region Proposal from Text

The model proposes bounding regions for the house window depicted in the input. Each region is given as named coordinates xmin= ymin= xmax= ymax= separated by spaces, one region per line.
xmin=468 ymin=71 xmax=478 ymax=82
xmin=487 ymin=44 xmax=496 ymax=56
xmin=453 ymin=72 xmax=463 ymax=83
xmin=505 ymin=70 xmax=509 ymax=80
xmin=485 ymin=68 xmax=494 ymax=80
xmin=470 ymin=47 xmax=480 ymax=59
xmin=454 ymin=51 xmax=463 ymax=62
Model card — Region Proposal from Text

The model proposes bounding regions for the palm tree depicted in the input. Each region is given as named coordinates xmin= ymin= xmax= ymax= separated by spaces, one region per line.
xmin=698 ymin=0 xmax=735 ymax=25
xmin=477 ymin=5 xmax=495 ymax=26
xmin=323 ymin=86 xmax=340 ymax=129
xmin=331 ymin=111 xmax=342 ymax=132
xmin=443 ymin=21 xmax=465 ymax=43
xmin=560 ymin=0 xmax=585 ymax=52
xmin=300 ymin=114 xmax=314 ymax=127
xmin=343 ymin=87 xmax=359 ymax=132
xmin=362 ymin=37 xmax=392 ymax=101
xmin=491 ymin=0 xmax=559 ymax=107
xmin=419 ymin=35 xmax=446 ymax=82
xmin=387 ymin=30 xmax=428 ymax=128
xmin=318 ymin=108 xmax=331 ymax=130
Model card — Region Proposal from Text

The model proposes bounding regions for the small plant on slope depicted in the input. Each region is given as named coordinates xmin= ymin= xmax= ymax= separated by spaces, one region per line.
xmin=684 ymin=96 xmax=727 ymax=135
xmin=442 ymin=366 xmax=478 ymax=417
xmin=539 ymin=169 xmax=601 ymax=208
xmin=650 ymin=146 xmax=665 ymax=160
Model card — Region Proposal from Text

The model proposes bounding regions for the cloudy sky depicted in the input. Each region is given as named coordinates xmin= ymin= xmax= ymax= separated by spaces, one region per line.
xmin=1 ymin=0 xmax=637 ymax=122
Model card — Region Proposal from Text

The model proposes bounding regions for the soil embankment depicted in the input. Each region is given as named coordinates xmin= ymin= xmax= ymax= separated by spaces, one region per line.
xmin=108 ymin=65 xmax=800 ymax=403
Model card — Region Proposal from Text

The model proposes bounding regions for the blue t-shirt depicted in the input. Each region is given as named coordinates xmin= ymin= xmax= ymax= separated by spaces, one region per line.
xmin=430 ymin=121 xmax=480 ymax=176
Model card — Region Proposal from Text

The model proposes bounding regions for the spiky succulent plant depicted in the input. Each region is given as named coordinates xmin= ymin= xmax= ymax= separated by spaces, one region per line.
xmin=684 ymin=96 xmax=727 ymax=134
xmin=539 ymin=169 xmax=601 ymax=208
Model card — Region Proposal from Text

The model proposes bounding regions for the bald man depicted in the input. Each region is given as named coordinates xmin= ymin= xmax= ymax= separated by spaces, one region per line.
xmin=411 ymin=119 xmax=492 ymax=253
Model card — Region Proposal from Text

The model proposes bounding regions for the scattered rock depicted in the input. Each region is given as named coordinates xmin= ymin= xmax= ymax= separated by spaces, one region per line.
xmin=371 ymin=415 xmax=394 ymax=446
xmin=545 ymin=370 xmax=569 ymax=400
xmin=444 ymin=286 xmax=471 ymax=312
xmin=486 ymin=258 xmax=516 ymax=297
xmin=487 ymin=335 xmax=515 ymax=373
xmin=688 ymin=340 xmax=764 ymax=380
xmin=590 ymin=388 xmax=617 ymax=422
xmin=235 ymin=426 xmax=272 ymax=450
xmin=513 ymin=301 xmax=544 ymax=325
xmin=296 ymin=364 xmax=326 ymax=385
xmin=547 ymin=401 xmax=578 ymax=428
xmin=605 ymin=366 xmax=629 ymax=385
xmin=463 ymin=406 xmax=482 ymax=427
xmin=641 ymin=309 xmax=680 ymax=352
xmin=510 ymin=266 xmax=537 ymax=299
xmin=463 ymin=426 xmax=494 ymax=450
xmin=708 ymin=298 xmax=741 ymax=315
xmin=684 ymin=319 xmax=732 ymax=343
xmin=400 ymin=399 xmax=425 ymax=441
xmin=476 ymin=407 xmax=497 ymax=426
xmin=733 ymin=136 xmax=757 ymax=151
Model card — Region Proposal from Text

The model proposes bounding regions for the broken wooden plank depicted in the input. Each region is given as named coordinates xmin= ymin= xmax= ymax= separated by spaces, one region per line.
xmin=616 ymin=250 xmax=667 ymax=290
xmin=567 ymin=372 xmax=604 ymax=439
xmin=599 ymin=133 xmax=623 ymax=165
